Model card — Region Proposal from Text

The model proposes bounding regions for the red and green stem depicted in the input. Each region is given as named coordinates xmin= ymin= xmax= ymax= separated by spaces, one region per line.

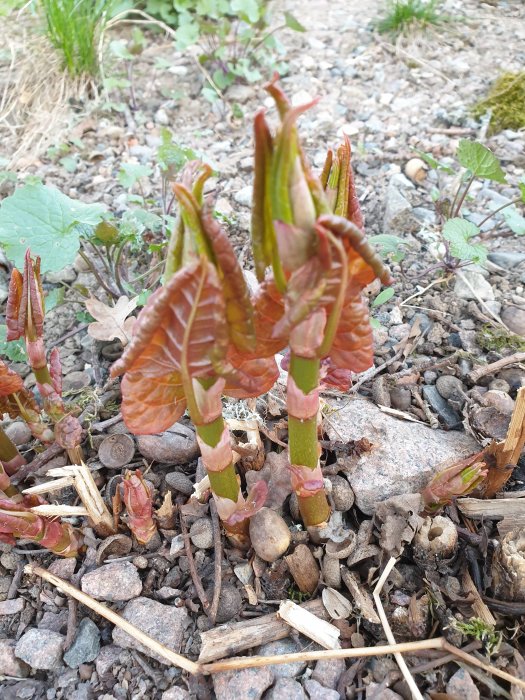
xmin=287 ymin=354 xmax=330 ymax=527
xmin=189 ymin=379 xmax=249 ymax=546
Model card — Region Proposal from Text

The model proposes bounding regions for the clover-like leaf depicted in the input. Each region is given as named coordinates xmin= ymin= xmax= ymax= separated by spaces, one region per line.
xmin=456 ymin=140 xmax=506 ymax=183
xmin=0 ymin=185 xmax=106 ymax=273
xmin=85 ymin=295 xmax=137 ymax=346
xmin=443 ymin=218 xmax=487 ymax=263
xmin=118 ymin=163 xmax=152 ymax=189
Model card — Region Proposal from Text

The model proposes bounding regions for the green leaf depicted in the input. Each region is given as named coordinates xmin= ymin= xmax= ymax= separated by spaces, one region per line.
xmin=284 ymin=11 xmax=306 ymax=31
xmin=519 ymin=179 xmax=525 ymax=203
xmin=109 ymin=39 xmax=135 ymax=61
xmin=137 ymin=289 xmax=153 ymax=307
xmin=0 ymin=325 xmax=26 ymax=362
xmin=372 ymin=287 xmax=395 ymax=307
xmin=414 ymin=149 xmax=454 ymax=174
xmin=175 ymin=19 xmax=200 ymax=50
xmin=45 ymin=287 xmax=65 ymax=311
xmin=59 ymin=155 xmax=78 ymax=173
xmin=118 ymin=163 xmax=152 ymax=189
xmin=157 ymin=129 xmax=197 ymax=174
xmin=502 ymin=206 xmax=525 ymax=235
xmin=0 ymin=184 xmax=106 ymax=273
xmin=456 ymin=140 xmax=506 ymax=183
xmin=231 ymin=0 xmax=260 ymax=23
xmin=442 ymin=218 xmax=486 ymax=263
xmin=368 ymin=234 xmax=410 ymax=262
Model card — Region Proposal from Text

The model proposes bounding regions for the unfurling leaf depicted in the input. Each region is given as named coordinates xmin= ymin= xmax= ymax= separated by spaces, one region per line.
xmin=421 ymin=453 xmax=488 ymax=514
xmin=372 ymin=287 xmax=395 ymax=307
xmin=456 ymin=140 xmax=506 ymax=183
xmin=121 ymin=470 xmax=157 ymax=545
xmin=442 ymin=218 xmax=486 ymax=263
xmin=85 ymin=295 xmax=137 ymax=346
xmin=502 ymin=206 xmax=525 ymax=235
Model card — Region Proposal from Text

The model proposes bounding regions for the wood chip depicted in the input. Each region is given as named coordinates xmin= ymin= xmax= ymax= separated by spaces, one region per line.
xmin=278 ymin=600 xmax=341 ymax=649
xmin=198 ymin=598 xmax=328 ymax=663
xmin=285 ymin=544 xmax=319 ymax=594
xmin=457 ymin=498 xmax=525 ymax=520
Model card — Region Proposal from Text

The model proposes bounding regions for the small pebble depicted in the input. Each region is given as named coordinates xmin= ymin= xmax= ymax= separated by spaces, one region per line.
xmin=249 ymin=508 xmax=291 ymax=562
xmin=482 ymin=390 xmax=515 ymax=415
xmin=489 ymin=378 xmax=511 ymax=393
xmin=189 ymin=518 xmax=214 ymax=549
xmin=501 ymin=306 xmax=525 ymax=336
xmin=390 ymin=386 xmax=411 ymax=411
xmin=435 ymin=375 xmax=465 ymax=402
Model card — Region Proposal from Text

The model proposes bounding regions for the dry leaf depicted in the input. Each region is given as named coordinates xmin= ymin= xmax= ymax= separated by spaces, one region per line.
xmin=86 ymin=295 xmax=137 ymax=346
xmin=322 ymin=587 xmax=353 ymax=619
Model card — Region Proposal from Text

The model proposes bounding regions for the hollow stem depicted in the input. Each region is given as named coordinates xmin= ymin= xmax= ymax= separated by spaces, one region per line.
xmin=287 ymin=354 xmax=330 ymax=527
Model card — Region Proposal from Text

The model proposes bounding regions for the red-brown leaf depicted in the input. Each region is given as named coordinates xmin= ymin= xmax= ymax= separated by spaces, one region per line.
xmin=0 ymin=360 xmax=24 ymax=396
xmin=222 ymin=347 xmax=279 ymax=399
xmin=120 ymin=371 xmax=187 ymax=435
xmin=111 ymin=259 xmax=228 ymax=380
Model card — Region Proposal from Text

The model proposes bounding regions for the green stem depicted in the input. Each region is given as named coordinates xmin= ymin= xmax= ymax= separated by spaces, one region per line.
xmin=194 ymin=415 xmax=239 ymax=503
xmin=288 ymin=354 xmax=330 ymax=527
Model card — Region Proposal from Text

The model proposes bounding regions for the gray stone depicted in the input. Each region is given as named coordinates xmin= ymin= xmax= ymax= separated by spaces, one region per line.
xmin=446 ymin=667 xmax=480 ymax=700
xmin=266 ymin=677 xmax=306 ymax=700
xmin=488 ymin=251 xmax=525 ymax=268
xmin=155 ymin=108 xmax=170 ymax=125
xmin=112 ymin=597 xmax=189 ymax=665
xmin=225 ymin=84 xmax=255 ymax=103
xmin=0 ymin=639 xmax=29 ymax=677
xmin=257 ymin=638 xmax=306 ymax=678
xmin=454 ymin=271 xmax=494 ymax=301
xmin=81 ymin=562 xmax=142 ymax=602
xmin=234 ymin=185 xmax=253 ymax=208
xmin=304 ymin=679 xmax=339 ymax=699
xmin=165 ymin=471 xmax=194 ymax=496
xmin=38 ymin=609 xmax=69 ymax=633
xmin=5 ymin=421 xmax=32 ymax=446
xmin=136 ymin=423 xmax=199 ymax=465
xmin=213 ymin=666 xmax=274 ymax=700
xmin=325 ymin=397 xmax=479 ymax=514
xmin=15 ymin=628 xmax=64 ymax=670
xmin=501 ymin=306 xmax=525 ymax=336
xmin=0 ymin=598 xmax=24 ymax=615
xmin=161 ymin=688 xmax=190 ymax=700
xmin=45 ymin=265 xmax=77 ymax=284
xmin=435 ymin=375 xmax=466 ymax=403
xmin=390 ymin=386 xmax=411 ymax=411
xmin=383 ymin=181 xmax=419 ymax=234
xmin=190 ymin=518 xmax=213 ymax=549
xmin=48 ymin=557 xmax=77 ymax=581
xmin=311 ymin=658 xmax=345 ymax=689
xmin=64 ymin=618 xmax=101 ymax=668
xmin=95 ymin=644 xmax=122 ymax=678
xmin=422 ymin=385 xmax=462 ymax=429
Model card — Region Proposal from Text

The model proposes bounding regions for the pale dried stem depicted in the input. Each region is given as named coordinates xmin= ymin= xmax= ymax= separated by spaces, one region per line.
xmin=373 ymin=557 xmax=423 ymax=700
xmin=208 ymin=500 xmax=222 ymax=625
xmin=469 ymin=351 xmax=525 ymax=383
xmin=26 ymin=568 xmax=525 ymax=690
xmin=26 ymin=464 xmax=115 ymax=535
xmin=278 ymin=600 xmax=340 ymax=649
xmin=31 ymin=505 xmax=89 ymax=517
xmin=25 ymin=564 xmax=199 ymax=674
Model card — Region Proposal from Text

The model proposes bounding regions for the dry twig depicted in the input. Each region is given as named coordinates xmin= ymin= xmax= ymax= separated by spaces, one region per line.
xmin=208 ymin=500 xmax=222 ymax=625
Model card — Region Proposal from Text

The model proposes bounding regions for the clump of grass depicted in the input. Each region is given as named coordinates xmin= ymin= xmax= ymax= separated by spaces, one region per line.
xmin=375 ymin=0 xmax=445 ymax=37
xmin=40 ymin=0 xmax=112 ymax=78
xmin=473 ymin=71 xmax=525 ymax=134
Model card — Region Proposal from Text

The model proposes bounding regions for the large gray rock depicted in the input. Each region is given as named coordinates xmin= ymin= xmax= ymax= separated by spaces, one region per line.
xmin=324 ymin=397 xmax=479 ymax=514
xmin=112 ymin=597 xmax=189 ymax=665
xmin=15 ymin=628 xmax=64 ymax=670
xmin=81 ymin=562 xmax=142 ymax=602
